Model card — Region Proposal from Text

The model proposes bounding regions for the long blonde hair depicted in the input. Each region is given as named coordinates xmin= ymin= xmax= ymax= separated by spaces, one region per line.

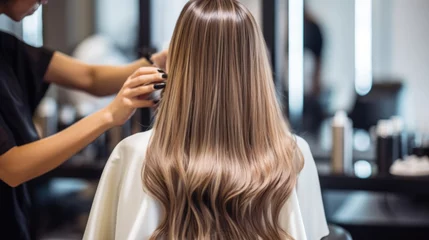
xmin=143 ymin=0 xmax=303 ymax=239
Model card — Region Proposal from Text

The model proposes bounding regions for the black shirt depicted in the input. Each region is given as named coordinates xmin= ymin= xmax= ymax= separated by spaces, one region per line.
xmin=304 ymin=17 xmax=323 ymax=58
xmin=0 ymin=31 xmax=54 ymax=240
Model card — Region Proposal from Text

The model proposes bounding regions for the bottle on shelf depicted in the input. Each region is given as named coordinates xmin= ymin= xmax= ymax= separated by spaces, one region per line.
xmin=391 ymin=116 xmax=407 ymax=160
xmin=376 ymin=120 xmax=394 ymax=176
xmin=331 ymin=111 xmax=354 ymax=175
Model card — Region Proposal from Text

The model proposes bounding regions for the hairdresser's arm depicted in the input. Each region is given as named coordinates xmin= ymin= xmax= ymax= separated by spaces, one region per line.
xmin=44 ymin=50 xmax=167 ymax=97
xmin=0 ymin=109 xmax=113 ymax=187
xmin=0 ymin=68 xmax=163 ymax=187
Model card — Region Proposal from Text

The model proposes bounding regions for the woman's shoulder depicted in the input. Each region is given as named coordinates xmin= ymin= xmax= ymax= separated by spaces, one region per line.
xmin=121 ymin=129 xmax=153 ymax=144
xmin=293 ymin=135 xmax=315 ymax=174
xmin=293 ymin=135 xmax=330 ymax=239
xmin=118 ymin=130 xmax=153 ymax=151
xmin=111 ymin=130 xmax=153 ymax=165
xmin=295 ymin=135 xmax=311 ymax=158
xmin=294 ymin=135 xmax=319 ymax=187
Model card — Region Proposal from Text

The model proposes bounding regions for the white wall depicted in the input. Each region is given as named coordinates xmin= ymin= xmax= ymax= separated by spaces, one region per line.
xmin=372 ymin=0 xmax=393 ymax=78
xmin=151 ymin=0 xmax=188 ymax=50
xmin=389 ymin=0 xmax=429 ymax=132
xmin=305 ymin=0 xmax=356 ymax=112
xmin=96 ymin=0 xmax=138 ymax=53
xmin=372 ymin=0 xmax=429 ymax=131
xmin=306 ymin=0 xmax=355 ymax=89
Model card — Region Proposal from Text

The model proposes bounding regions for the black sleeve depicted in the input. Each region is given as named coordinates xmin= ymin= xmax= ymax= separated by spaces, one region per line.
xmin=0 ymin=31 xmax=55 ymax=112
xmin=0 ymin=114 xmax=16 ymax=155
xmin=304 ymin=21 xmax=324 ymax=58
xmin=312 ymin=25 xmax=323 ymax=58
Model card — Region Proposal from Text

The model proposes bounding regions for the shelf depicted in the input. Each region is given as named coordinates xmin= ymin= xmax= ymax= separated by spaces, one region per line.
xmin=44 ymin=164 xmax=104 ymax=181
xmin=42 ymin=158 xmax=429 ymax=196
xmin=319 ymin=174 xmax=429 ymax=195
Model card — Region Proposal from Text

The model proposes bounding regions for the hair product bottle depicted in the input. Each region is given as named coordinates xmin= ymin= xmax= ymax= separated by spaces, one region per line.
xmin=376 ymin=120 xmax=394 ymax=176
xmin=331 ymin=111 xmax=354 ymax=175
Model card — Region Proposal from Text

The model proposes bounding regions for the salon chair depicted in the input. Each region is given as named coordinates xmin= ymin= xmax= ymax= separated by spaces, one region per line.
xmin=322 ymin=224 xmax=353 ymax=240
xmin=349 ymin=81 xmax=404 ymax=131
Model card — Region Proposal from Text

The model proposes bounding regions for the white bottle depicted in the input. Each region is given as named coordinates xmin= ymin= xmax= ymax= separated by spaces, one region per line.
xmin=331 ymin=111 xmax=354 ymax=175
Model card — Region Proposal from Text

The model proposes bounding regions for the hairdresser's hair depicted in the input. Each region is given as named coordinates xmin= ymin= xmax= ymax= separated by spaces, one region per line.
xmin=143 ymin=0 xmax=303 ymax=239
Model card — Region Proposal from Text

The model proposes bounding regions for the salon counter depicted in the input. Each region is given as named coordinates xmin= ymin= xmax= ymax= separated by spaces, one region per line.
xmin=319 ymin=171 xmax=429 ymax=196
xmin=41 ymin=156 xmax=429 ymax=196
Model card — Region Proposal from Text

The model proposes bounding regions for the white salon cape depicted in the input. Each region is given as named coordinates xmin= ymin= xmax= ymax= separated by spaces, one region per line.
xmin=83 ymin=130 xmax=329 ymax=240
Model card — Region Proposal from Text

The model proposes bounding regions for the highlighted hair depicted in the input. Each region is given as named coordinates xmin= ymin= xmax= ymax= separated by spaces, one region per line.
xmin=143 ymin=0 xmax=303 ymax=239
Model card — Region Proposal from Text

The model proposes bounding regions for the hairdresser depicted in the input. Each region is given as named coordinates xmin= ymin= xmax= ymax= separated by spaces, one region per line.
xmin=0 ymin=1 xmax=167 ymax=239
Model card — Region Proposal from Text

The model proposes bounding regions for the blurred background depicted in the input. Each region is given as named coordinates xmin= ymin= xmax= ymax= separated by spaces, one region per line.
xmin=1 ymin=0 xmax=429 ymax=239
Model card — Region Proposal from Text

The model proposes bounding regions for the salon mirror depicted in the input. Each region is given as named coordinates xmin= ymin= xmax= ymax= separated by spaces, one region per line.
xmin=282 ymin=0 xmax=429 ymax=141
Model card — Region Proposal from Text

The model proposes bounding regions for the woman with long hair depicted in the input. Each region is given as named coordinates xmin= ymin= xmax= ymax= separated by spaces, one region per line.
xmin=84 ymin=0 xmax=328 ymax=239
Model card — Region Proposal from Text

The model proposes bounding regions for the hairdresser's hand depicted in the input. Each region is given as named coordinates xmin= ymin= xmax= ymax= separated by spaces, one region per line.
xmin=151 ymin=49 xmax=168 ymax=70
xmin=103 ymin=67 xmax=166 ymax=126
